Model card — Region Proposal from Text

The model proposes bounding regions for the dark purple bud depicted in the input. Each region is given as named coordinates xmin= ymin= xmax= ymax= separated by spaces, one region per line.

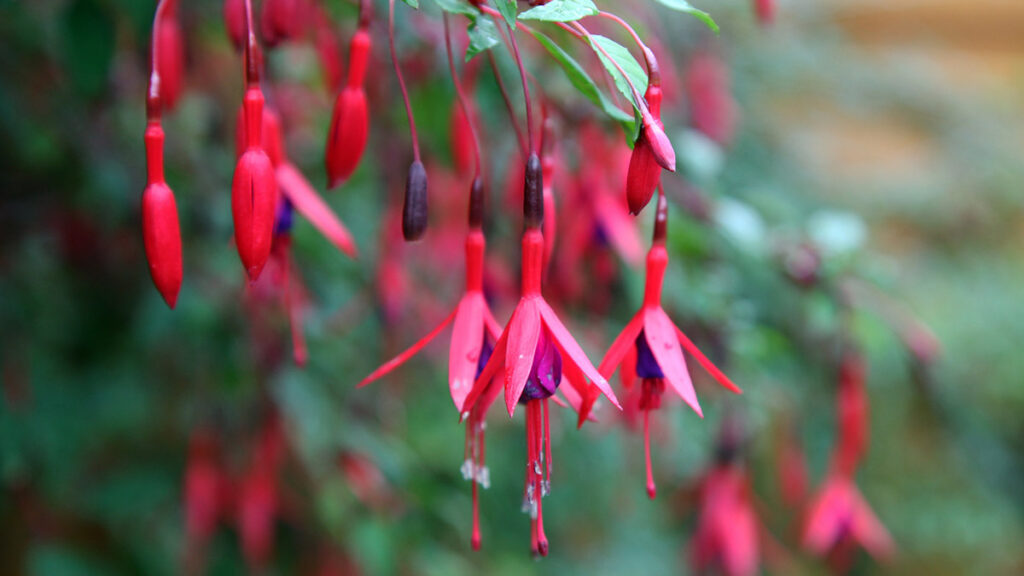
xmin=468 ymin=176 xmax=485 ymax=230
xmin=402 ymin=161 xmax=428 ymax=241
xmin=523 ymin=153 xmax=543 ymax=230
xmin=521 ymin=331 xmax=562 ymax=402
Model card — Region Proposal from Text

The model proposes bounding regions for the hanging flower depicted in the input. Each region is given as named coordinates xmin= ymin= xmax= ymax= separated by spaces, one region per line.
xmin=691 ymin=415 xmax=762 ymax=576
xmin=325 ymin=6 xmax=371 ymax=188
xmin=460 ymin=155 xmax=621 ymax=556
xmin=803 ymin=352 xmax=893 ymax=566
xmin=599 ymin=193 xmax=741 ymax=498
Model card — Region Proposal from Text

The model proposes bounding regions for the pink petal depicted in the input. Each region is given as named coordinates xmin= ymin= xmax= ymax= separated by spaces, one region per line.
xmin=277 ymin=162 xmax=357 ymax=258
xmin=357 ymin=309 xmax=456 ymax=388
xmin=505 ymin=298 xmax=542 ymax=417
xmin=448 ymin=294 xmax=485 ymax=410
xmin=717 ymin=502 xmax=759 ymax=576
xmin=675 ymin=326 xmax=743 ymax=394
xmin=851 ymin=487 xmax=895 ymax=560
xmin=538 ymin=301 xmax=622 ymax=410
xmin=803 ymin=479 xmax=849 ymax=554
xmin=598 ymin=312 xmax=644 ymax=380
xmin=593 ymin=192 xmax=644 ymax=265
xmin=645 ymin=308 xmax=702 ymax=417
xmin=483 ymin=305 xmax=504 ymax=340
xmin=558 ymin=355 xmax=599 ymax=428
xmin=461 ymin=323 xmax=510 ymax=415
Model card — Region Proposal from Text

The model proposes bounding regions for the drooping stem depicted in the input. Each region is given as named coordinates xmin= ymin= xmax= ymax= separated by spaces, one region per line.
xmin=444 ymin=14 xmax=482 ymax=179
xmin=486 ymin=51 xmax=527 ymax=156
xmin=568 ymin=20 xmax=652 ymax=123
xmin=594 ymin=11 xmax=660 ymax=86
xmin=487 ymin=10 xmax=534 ymax=153
xmin=243 ymin=0 xmax=261 ymax=87
xmin=388 ymin=0 xmax=421 ymax=162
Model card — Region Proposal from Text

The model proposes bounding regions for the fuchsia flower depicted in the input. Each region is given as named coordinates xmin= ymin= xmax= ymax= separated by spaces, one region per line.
xmin=460 ymin=155 xmax=621 ymax=556
xmin=360 ymin=176 xmax=506 ymax=549
xmin=238 ymin=411 xmax=287 ymax=570
xmin=599 ymin=193 xmax=741 ymax=498
xmin=325 ymin=2 xmax=371 ymax=188
xmin=261 ymin=0 xmax=307 ymax=47
xmin=691 ymin=416 xmax=762 ymax=576
xmin=142 ymin=0 xmax=183 ymax=309
xmin=803 ymin=352 xmax=894 ymax=567
xmin=183 ymin=428 xmax=225 ymax=573
xmin=224 ymin=0 xmax=245 ymax=50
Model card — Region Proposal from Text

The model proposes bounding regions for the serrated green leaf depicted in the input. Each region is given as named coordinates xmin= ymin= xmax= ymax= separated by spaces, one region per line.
xmin=432 ymin=0 xmax=476 ymax=15
xmin=466 ymin=16 xmax=500 ymax=61
xmin=531 ymin=31 xmax=634 ymax=129
xmin=588 ymin=35 xmax=648 ymax=112
xmin=652 ymin=0 xmax=718 ymax=33
xmin=494 ymin=0 xmax=517 ymax=26
xmin=520 ymin=0 xmax=599 ymax=22
xmin=401 ymin=0 xmax=419 ymax=8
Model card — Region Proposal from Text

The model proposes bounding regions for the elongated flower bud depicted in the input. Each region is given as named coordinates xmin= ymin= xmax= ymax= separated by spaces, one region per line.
xmin=232 ymin=89 xmax=277 ymax=281
xmin=523 ymin=153 xmax=543 ymax=230
xmin=260 ymin=0 xmax=304 ymax=48
xmin=468 ymin=176 xmax=485 ymax=229
xmin=627 ymin=85 xmax=666 ymax=214
xmin=754 ymin=0 xmax=775 ymax=26
xmin=142 ymin=123 xmax=183 ymax=309
xmin=325 ymin=29 xmax=371 ymax=188
xmin=402 ymin=161 xmax=428 ymax=241
xmin=155 ymin=4 xmax=185 ymax=111
xmin=224 ymin=0 xmax=245 ymax=50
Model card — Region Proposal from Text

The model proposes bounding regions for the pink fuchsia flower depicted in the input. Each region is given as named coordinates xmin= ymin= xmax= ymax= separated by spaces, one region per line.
xmin=183 ymin=428 xmax=226 ymax=574
xmin=237 ymin=411 xmax=287 ymax=570
xmin=691 ymin=414 xmax=762 ymax=576
xmin=359 ymin=178 xmax=504 ymax=549
xmin=599 ymin=193 xmax=741 ymax=499
xmin=803 ymin=351 xmax=893 ymax=567
xmin=325 ymin=10 xmax=371 ymax=188
xmin=460 ymin=155 xmax=621 ymax=556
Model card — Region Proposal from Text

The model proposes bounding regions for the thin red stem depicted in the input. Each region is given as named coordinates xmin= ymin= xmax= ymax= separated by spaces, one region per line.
xmin=484 ymin=7 xmax=534 ymax=153
xmin=594 ymin=11 xmax=659 ymax=84
xmin=243 ymin=0 xmax=260 ymax=86
xmin=388 ymin=0 xmax=421 ymax=162
xmin=486 ymin=51 xmax=527 ymax=156
xmin=569 ymin=20 xmax=650 ymax=121
xmin=444 ymin=14 xmax=482 ymax=179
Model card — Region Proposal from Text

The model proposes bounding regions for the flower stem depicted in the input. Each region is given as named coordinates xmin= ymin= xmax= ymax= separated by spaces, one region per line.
xmin=443 ymin=14 xmax=482 ymax=179
xmin=388 ymin=0 xmax=421 ymax=162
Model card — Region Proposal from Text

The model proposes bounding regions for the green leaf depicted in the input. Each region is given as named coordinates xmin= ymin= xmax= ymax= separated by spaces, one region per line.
xmin=466 ymin=16 xmax=500 ymax=61
xmin=520 ymin=0 xmax=599 ymax=22
xmin=401 ymin=0 xmax=419 ymax=8
xmin=588 ymin=35 xmax=648 ymax=111
xmin=432 ymin=0 xmax=476 ymax=15
xmin=652 ymin=0 xmax=719 ymax=33
xmin=531 ymin=31 xmax=634 ymax=128
xmin=494 ymin=0 xmax=518 ymax=26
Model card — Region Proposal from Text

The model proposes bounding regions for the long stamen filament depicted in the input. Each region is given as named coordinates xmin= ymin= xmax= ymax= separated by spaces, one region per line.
xmin=644 ymin=407 xmax=656 ymax=499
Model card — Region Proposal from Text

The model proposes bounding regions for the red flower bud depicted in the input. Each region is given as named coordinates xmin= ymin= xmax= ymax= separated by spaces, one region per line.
xmin=184 ymin=430 xmax=223 ymax=548
xmin=238 ymin=465 xmax=277 ymax=568
xmin=155 ymin=5 xmax=185 ymax=111
xmin=260 ymin=0 xmax=305 ymax=47
xmin=224 ymin=0 xmax=245 ymax=51
xmin=232 ymin=89 xmax=278 ymax=281
xmin=626 ymin=132 xmax=661 ymax=215
xmin=754 ymin=0 xmax=775 ymax=26
xmin=325 ymin=29 xmax=371 ymax=187
xmin=142 ymin=123 xmax=183 ymax=309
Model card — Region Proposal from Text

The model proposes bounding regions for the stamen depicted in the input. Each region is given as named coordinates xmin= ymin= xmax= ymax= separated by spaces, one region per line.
xmin=644 ymin=408 xmax=656 ymax=499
